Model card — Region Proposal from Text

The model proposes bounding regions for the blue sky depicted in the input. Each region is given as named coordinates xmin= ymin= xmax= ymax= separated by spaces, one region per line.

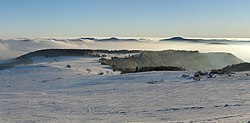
xmin=1 ymin=0 xmax=250 ymax=38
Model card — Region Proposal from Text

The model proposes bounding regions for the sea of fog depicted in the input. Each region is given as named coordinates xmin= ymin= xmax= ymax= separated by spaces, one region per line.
xmin=0 ymin=38 xmax=249 ymax=62
xmin=80 ymin=41 xmax=250 ymax=62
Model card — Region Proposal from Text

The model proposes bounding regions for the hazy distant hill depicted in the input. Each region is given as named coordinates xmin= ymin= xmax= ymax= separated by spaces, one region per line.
xmin=160 ymin=37 xmax=200 ymax=42
xmin=160 ymin=36 xmax=231 ymax=43
xmin=160 ymin=37 xmax=199 ymax=42
xmin=68 ymin=38 xmax=97 ymax=42
xmin=97 ymin=37 xmax=138 ymax=42
xmin=68 ymin=37 xmax=139 ymax=42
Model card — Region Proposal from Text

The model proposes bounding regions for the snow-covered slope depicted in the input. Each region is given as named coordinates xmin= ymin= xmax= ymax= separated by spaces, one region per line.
xmin=1 ymin=38 xmax=250 ymax=122
xmin=0 ymin=56 xmax=250 ymax=122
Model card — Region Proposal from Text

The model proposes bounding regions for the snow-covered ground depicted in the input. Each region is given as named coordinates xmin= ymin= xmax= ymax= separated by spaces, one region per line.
xmin=0 ymin=56 xmax=250 ymax=122
xmin=1 ymin=38 xmax=250 ymax=122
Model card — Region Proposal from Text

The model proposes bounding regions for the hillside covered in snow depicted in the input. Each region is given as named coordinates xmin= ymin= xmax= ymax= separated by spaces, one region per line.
xmin=0 ymin=38 xmax=250 ymax=122
xmin=0 ymin=53 xmax=250 ymax=122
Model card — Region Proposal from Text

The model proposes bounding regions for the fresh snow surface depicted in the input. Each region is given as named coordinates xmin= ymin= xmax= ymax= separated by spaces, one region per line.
xmin=0 ymin=56 xmax=250 ymax=122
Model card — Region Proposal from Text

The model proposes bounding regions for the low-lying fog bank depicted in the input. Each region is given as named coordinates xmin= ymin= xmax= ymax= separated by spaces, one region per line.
xmin=0 ymin=38 xmax=250 ymax=62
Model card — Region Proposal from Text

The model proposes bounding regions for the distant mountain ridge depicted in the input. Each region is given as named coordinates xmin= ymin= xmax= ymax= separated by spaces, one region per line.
xmin=68 ymin=37 xmax=139 ymax=42
xmin=96 ymin=37 xmax=139 ymax=41
xmin=161 ymin=37 xmax=199 ymax=41
xmin=43 ymin=36 xmax=250 ymax=42
xmin=160 ymin=36 xmax=247 ymax=45
xmin=160 ymin=36 xmax=231 ymax=42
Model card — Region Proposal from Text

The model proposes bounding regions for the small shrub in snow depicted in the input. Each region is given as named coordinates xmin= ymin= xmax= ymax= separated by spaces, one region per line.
xmin=66 ymin=64 xmax=71 ymax=68
xmin=196 ymin=71 xmax=208 ymax=76
xmin=86 ymin=69 xmax=92 ymax=73
xmin=193 ymin=73 xmax=201 ymax=81
xmin=182 ymin=74 xmax=190 ymax=78
xmin=98 ymin=72 xmax=104 ymax=75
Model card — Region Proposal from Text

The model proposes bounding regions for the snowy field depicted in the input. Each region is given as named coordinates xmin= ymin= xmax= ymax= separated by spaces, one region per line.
xmin=0 ymin=56 xmax=250 ymax=122
xmin=0 ymin=38 xmax=250 ymax=122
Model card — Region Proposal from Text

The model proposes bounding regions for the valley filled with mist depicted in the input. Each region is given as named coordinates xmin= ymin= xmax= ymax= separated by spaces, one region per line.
xmin=1 ymin=37 xmax=250 ymax=62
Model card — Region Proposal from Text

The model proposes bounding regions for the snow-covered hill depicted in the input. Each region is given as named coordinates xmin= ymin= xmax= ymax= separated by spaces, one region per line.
xmin=0 ymin=55 xmax=250 ymax=122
